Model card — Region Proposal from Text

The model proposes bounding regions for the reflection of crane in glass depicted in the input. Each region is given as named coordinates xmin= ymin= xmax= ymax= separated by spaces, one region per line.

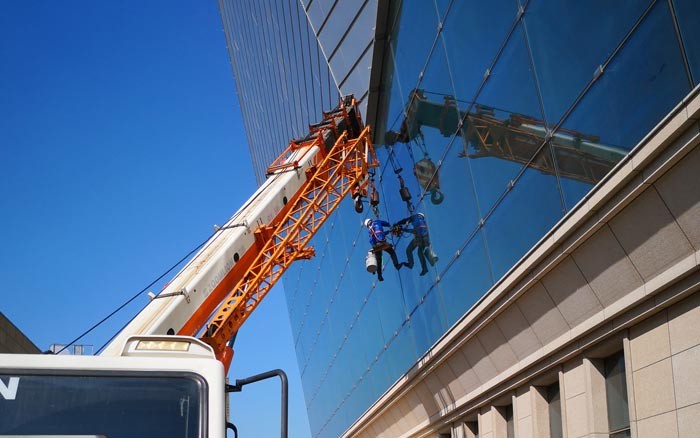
xmin=385 ymin=89 xmax=627 ymax=186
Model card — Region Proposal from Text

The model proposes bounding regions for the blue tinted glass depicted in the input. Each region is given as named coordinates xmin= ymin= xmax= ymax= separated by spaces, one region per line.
xmin=672 ymin=0 xmax=700 ymax=85
xmin=484 ymin=147 xmax=563 ymax=279
xmin=468 ymin=23 xmax=547 ymax=214
xmin=327 ymin=1 xmax=377 ymax=83
xmin=557 ymin=0 xmax=690 ymax=207
xmin=524 ymin=0 xmax=649 ymax=124
xmin=442 ymin=0 xmax=518 ymax=104
xmin=439 ymin=230 xmax=494 ymax=325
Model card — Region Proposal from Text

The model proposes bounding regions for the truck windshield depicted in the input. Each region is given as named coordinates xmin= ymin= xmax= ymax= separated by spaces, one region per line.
xmin=0 ymin=373 xmax=204 ymax=438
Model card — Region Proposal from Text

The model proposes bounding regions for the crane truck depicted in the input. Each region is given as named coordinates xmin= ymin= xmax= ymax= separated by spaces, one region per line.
xmin=0 ymin=96 xmax=377 ymax=438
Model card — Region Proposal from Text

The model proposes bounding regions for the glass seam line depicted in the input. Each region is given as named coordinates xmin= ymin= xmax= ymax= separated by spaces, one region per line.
xmin=229 ymin=1 xmax=267 ymax=180
xmin=263 ymin=0 xmax=290 ymax=154
xmin=518 ymin=10 xmax=567 ymax=213
xmin=274 ymin=0 xmax=298 ymax=136
xmin=315 ymin=0 xmax=340 ymax=38
xmin=551 ymin=0 xmax=658 ymax=133
xmin=326 ymin=0 xmax=371 ymax=63
xmin=220 ymin=1 xmax=257 ymax=174
xmin=666 ymin=0 xmax=695 ymax=86
xmin=303 ymin=0 xmax=341 ymax=98
xmin=295 ymin=0 xmax=312 ymax=126
xmin=292 ymin=218 xmax=341 ymax=353
xmin=337 ymin=39 xmax=374 ymax=91
xmin=279 ymin=0 xmax=303 ymax=136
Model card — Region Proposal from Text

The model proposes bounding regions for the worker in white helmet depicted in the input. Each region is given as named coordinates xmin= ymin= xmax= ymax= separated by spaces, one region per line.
xmin=364 ymin=218 xmax=402 ymax=281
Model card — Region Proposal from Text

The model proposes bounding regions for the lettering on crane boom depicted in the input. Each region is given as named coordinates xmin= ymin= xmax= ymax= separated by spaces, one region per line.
xmin=0 ymin=377 xmax=20 ymax=400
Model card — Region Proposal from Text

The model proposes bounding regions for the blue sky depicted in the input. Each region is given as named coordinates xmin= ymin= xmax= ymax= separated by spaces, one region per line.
xmin=0 ymin=1 xmax=311 ymax=436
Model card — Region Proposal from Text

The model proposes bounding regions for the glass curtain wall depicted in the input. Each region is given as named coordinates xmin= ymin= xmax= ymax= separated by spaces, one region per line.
xmin=285 ymin=0 xmax=699 ymax=436
xmin=219 ymin=0 xmax=339 ymax=184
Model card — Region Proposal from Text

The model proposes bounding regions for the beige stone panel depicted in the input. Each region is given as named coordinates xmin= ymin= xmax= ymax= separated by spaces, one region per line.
xmin=517 ymin=416 xmax=533 ymax=438
xmin=516 ymin=387 xmax=532 ymax=419
xmin=476 ymin=322 xmax=518 ymax=374
xmin=494 ymin=304 xmax=542 ymax=361
xmin=445 ymin=349 xmax=480 ymax=395
xmin=393 ymin=399 xmax=416 ymax=433
xmin=414 ymin=380 xmax=441 ymax=418
xmin=516 ymin=282 xmax=570 ymax=345
xmin=492 ymin=406 xmax=508 ymax=438
xmin=462 ymin=338 xmax=498 ymax=384
xmin=608 ymin=187 xmax=694 ymax=281
xmin=668 ymin=292 xmax=700 ymax=355
xmin=541 ymin=256 xmax=603 ymax=327
xmin=677 ymin=402 xmax=700 ymax=438
xmin=629 ymin=311 xmax=671 ymax=371
xmin=531 ymin=387 xmax=550 ymax=438
xmin=405 ymin=388 xmax=429 ymax=423
xmin=637 ymin=411 xmax=679 ymax=438
xmin=563 ymin=360 xmax=586 ymax=399
xmin=424 ymin=372 xmax=453 ymax=411
xmin=654 ymin=144 xmax=700 ymax=250
xmin=571 ymin=224 xmax=644 ymax=307
xmin=672 ymin=344 xmax=700 ymax=408
xmin=434 ymin=360 xmax=465 ymax=405
xmin=479 ymin=408 xmax=493 ymax=435
xmin=633 ymin=358 xmax=676 ymax=419
xmin=565 ymin=393 xmax=589 ymax=438
xmin=585 ymin=359 xmax=610 ymax=435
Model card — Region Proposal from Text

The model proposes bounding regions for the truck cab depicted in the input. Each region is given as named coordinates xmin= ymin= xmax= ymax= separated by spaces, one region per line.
xmin=0 ymin=336 xmax=226 ymax=438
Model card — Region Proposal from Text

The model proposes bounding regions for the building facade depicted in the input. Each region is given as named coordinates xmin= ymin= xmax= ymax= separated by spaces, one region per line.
xmin=0 ymin=312 xmax=40 ymax=354
xmin=220 ymin=1 xmax=700 ymax=437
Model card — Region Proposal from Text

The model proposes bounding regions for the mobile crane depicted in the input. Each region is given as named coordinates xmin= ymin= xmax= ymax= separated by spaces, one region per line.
xmin=0 ymin=96 xmax=377 ymax=438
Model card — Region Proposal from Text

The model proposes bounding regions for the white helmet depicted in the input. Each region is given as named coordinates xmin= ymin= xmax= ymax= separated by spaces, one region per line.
xmin=364 ymin=218 xmax=372 ymax=227
xmin=416 ymin=212 xmax=425 ymax=218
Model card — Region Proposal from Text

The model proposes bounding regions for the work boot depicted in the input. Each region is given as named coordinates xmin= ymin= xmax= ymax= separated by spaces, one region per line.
xmin=377 ymin=274 xmax=384 ymax=282
xmin=419 ymin=268 xmax=429 ymax=276
xmin=394 ymin=263 xmax=402 ymax=271
xmin=402 ymin=261 xmax=413 ymax=269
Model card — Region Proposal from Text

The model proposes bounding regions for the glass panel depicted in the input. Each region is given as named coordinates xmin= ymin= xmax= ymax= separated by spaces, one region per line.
xmin=557 ymin=0 xmax=691 ymax=209
xmin=468 ymin=22 xmax=550 ymax=215
xmin=672 ymin=0 xmax=700 ymax=85
xmin=524 ymin=0 xmax=649 ymax=124
xmin=605 ymin=352 xmax=630 ymax=433
xmin=548 ymin=383 xmax=563 ymax=438
xmin=505 ymin=404 xmax=514 ymax=438
xmin=382 ymin=0 xmax=441 ymax=128
xmin=0 ymin=374 xmax=202 ymax=437
xmin=438 ymin=230 xmax=493 ymax=326
xmin=483 ymin=145 xmax=563 ymax=279
xmin=442 ymin=0 xmax=518 ymax=104
xmin=317 ymin=1 xmax=365 ymax=57
xmin=326 ymin=0 xmax=377 ymax=82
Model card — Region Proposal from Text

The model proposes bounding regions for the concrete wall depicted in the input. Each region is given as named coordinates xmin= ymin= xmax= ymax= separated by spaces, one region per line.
xmin=344 ymin=85 xmax=700 ymax=437
xmin=0 ymin=312 xmax=40 ymax=354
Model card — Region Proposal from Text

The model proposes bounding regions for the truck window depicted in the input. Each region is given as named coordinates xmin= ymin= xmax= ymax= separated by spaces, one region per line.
xmin=0 ymin=373 xmax=205 ymax=438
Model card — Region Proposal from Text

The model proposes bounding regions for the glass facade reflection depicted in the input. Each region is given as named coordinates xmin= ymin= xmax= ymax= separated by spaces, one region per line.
xmin=222 ymin=1 xmax=700 ymax=437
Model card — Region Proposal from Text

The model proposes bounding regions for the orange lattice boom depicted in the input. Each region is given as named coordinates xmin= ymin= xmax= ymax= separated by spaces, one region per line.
xmin=200 ymin=106 xmax=377 ymax=361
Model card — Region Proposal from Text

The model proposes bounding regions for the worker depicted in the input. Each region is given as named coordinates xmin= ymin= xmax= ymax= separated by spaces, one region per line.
xmin=394 ymin=212 xmax=438 ymax=276
xmin=364 ymin=218 xmax=401 ymax=281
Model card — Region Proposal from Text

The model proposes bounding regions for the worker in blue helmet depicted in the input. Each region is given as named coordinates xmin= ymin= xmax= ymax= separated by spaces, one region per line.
xmin=394 ymin=212 xmax=438 ymax=276
xmin=364 ymin=218 xmax=401 ymax=282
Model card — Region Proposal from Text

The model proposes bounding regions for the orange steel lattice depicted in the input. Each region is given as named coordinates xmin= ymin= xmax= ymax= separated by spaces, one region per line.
xmin=201 ymin=125 xmax=377 ymax=358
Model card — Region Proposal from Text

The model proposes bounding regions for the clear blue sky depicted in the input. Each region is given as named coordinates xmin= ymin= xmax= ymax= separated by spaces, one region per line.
xmin=0 ymin=1 xmax=311 ymax=436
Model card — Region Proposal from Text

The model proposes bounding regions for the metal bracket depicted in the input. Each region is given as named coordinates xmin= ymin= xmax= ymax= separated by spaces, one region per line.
xmin=149 ymin=287 xmax=191 ymax=303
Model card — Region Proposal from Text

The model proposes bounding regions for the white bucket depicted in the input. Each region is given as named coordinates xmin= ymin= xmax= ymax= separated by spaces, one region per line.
xmin=365 ymin=250 xmax=377 ymax=274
